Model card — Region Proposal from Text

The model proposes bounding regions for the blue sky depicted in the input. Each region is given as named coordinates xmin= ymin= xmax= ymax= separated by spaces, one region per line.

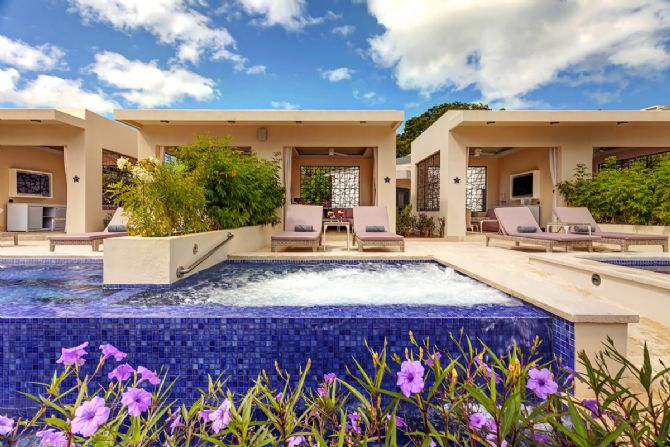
xmin=0 ymin=0 xmax=669 ymax=119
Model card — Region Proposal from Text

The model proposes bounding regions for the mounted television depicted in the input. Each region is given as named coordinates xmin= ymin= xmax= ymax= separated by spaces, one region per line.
xmin=8 ymin=169 xmax=53 ymax=198
xmin=510 ymin=170 xmax=540 ymax=200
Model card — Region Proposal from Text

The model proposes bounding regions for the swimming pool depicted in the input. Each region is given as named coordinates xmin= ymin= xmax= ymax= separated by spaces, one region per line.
xmin=0 ymin=259 xmax=574 ymax=411
xmin=597 ymin=258 xmax=670 ymax=275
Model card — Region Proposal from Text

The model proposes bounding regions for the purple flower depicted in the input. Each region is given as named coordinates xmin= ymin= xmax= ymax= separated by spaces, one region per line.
xmin=71 ymin=396 xmax=110 ymax=437
xmin=324 ymin=373 xmax=337 ymax=385
xmin=426 ymin=352 xmax=442 ymax=367
xmin=122 ymin=387 xmax=153 ymax=417
xmin=346 ymin=412 xmax=361 ymax=434
xmin=475 ymin=357 xmax=501 ymax=384
xmin=429 ymin=441 xmax=437 ymax=447
xmin=317 ymin=385 xmax=327 ymax=397
xmin=56 ymin=342 xmax=88 ymax=366
xmin=36 ymin=429 xmax=68 ymax=447
xmin=582 ymin=399 xmax=600 ymax=418
xmin=469 ymin=412 xmax=487 ymax=430
xmin=99 ymin=344 xmax=126 ymax=362
xmin=394 ymin=416 xmax=406 ymax=429
xmin=169 ymin=410 xmax=185 ymax=434
xmin=526 ymin=368 xmax=558 ymax=400
xmin=0 ymin=415 xmax=14 ymax=435
xmin=485 ymin=433 xmax=508 ymax=447
xmin=287 ymin=435 xmax=305 ymax=447
xmin=198 ymin=409 xmax=212 ymax=421
xmin=137 ymin=366 xmax=161 ymax=385
xmin=534 ymin=432 xmax=550 ymax=444
xmin=209 ymin=399 xmax=232 ymax=433
xmin=275 ymin=392 xmax=283 ymax=401
xmin=396 ymin=360 xmax=425 ymax=398
xmin=108 ymin=363 xmax=134 ymax=381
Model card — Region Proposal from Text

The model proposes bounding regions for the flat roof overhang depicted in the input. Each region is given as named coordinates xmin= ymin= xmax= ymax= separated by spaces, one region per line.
xmin=447 ymin=110 xmax=670 ymax=128
xmin=114 ymin=109 xmax=404 ymax=130
xmin=0 ymin=109 xmax=86 ymax=128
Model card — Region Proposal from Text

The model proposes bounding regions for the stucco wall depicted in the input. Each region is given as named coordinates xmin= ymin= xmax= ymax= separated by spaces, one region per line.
xmin=103 ymin=225 xmax=279 ymax=285
xmin=0 ymin=146 xmax=68 ymax=231
xmin=134 ymin=124 xmax=397 ymax=229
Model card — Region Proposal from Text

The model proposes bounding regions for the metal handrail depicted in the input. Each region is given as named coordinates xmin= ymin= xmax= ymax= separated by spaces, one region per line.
xmin=176 ymin=232 xmax=234 ymax=278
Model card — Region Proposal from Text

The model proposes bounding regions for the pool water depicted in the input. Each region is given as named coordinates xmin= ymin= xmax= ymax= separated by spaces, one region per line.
xmin=0 ymin=262 xmax=115 ymax=304
xmin=125 ymin=261 xmax=521 ymax=307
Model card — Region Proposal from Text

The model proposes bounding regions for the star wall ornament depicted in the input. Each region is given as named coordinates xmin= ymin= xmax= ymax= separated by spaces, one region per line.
xmin=453 ymin=177 xmax=461 ymax=184
xmin=72 ymin=175 xmax=80 ymax=183
xmin=384 ymin=176 xmax=391 ymax=183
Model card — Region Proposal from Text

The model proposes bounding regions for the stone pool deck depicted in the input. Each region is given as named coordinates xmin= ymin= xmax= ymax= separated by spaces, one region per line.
xmin=2 ymin=231 xmax=668 ymax=391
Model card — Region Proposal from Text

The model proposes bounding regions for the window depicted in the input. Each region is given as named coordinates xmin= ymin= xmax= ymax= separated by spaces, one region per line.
xmin=102 ymin=149 xmax=137 ymax=210
xmin=300 ymin=166 xmax=360 ymax=208
xmin=466 ymin=166 xmax=487 ymax=212
xmin=417 ymin=152 xmax=440 ymax=211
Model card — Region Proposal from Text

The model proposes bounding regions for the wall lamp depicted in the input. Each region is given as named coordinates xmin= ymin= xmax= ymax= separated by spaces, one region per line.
xmin=160 ymin=120 xmax=170 ymax=124
xmin=227 ymin=120 xmax=236 ymax=124
xmin=549 ymin=121 xmax=560 ymax=125
xmin=486 ymin=121 xmax=495 ymax=125
xmin=30 ymin=119 xmax=42 ymax=123
xmin=616 ymin=121 xmax=629 ymax=125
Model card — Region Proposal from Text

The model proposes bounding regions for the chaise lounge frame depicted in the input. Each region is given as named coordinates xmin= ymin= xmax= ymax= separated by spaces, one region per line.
xmin=271 ymin=238 xmax=320 ymax=252
xmin=48 ymin=208 xmax=128 ymax=252
xmin=352 ymin=206 xmax=405 ymax=252
xmin=0 ymin=232 xmax=19 ymax=247
xmin=553 ymin=206 xmax=668 ymax=253
xmin=271 ymin=205 xmax=323 ymax=253
xmin=485 ymin=207 xmax=598 ymax=253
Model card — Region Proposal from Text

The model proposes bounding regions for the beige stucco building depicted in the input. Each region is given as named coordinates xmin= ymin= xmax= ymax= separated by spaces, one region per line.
xmin=411 ymin=110 xmax=670 ymax=240
xmin=0 ymin=109 xmax=138 ymax=233
xmin=114 ymin=109 xmax=404 ymax=230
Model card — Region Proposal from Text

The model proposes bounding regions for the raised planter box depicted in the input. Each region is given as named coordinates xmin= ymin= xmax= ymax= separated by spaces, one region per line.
xmin=103 ymin=225 xmax=279 ymax=286
xmin=598 ymin=224 xmax=670 ymax=236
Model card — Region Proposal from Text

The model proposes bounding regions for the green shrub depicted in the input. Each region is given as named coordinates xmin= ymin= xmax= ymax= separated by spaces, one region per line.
xmin=109 ymin=157 xmax=211 ymax=237
xmin=173 ymin=135 xmax=285 ymax=229
xmin=557 ymin=155 xmax=670 ymax=225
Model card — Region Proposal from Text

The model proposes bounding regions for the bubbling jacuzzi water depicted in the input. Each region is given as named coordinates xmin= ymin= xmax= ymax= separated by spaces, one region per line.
xmin=125 ymin=261 xmax=521 ymax=307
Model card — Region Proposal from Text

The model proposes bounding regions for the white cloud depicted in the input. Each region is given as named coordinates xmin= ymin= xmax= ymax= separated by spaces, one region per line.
xmin=0 ymin=35 xmax=64 ymax=71
xmin=271 ymin=100 xmax=300 ymax=109
xmin=90 ymin=51 xmax=216 ymax=107
xmin=321 ymin=67 xmax=354 ymax=82
xmin=245 ymin=64 xmax=266 ymax=75
xmin=332 ymin=25 xmax=355 ymax=36
xmin=353 ymin=88 xmax=381 ymax=103
xmin=365 ymin=0 xmax=670 ymax=106
xmin=67 ymin=0 xmax=244 ymax=66
xmin=236 ymin=0 xmax=331 ymax=31
xmin=0 ymin=68 xmax=117 ymax=112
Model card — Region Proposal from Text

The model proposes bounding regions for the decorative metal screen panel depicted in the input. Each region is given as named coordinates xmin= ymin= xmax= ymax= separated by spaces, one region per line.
xmin=417 ymin=152 xmax=440 ymax=211
xmin=300 ymin=166 xmax=360 ymax=208
xmin=597 ymin=150 xmax=670 ymax=170
xmin=102 ymin=149 xmax=137 ymax=210
xmin=466 ymin=166 xmax=487 ymax=212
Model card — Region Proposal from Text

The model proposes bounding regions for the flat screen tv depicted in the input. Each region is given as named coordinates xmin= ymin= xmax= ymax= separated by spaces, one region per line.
xmin=510 ymin=170 xmax=540 ymax=200
xmin=9 ymin=169 xmax=53 ymax=198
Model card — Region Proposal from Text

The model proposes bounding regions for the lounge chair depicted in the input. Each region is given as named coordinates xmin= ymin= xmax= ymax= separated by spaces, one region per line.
xmin=271 ymin=205 xmax=322 ymax=252
xmin=48 ymin=208 xmax=128 ymax=252
xmin=352 ymin=206 xmax=405 ymax=252
xmin=486 ymin=207 xmax=600 ymax=252
xmin=554 ymin=207 xmax=668 ymax=252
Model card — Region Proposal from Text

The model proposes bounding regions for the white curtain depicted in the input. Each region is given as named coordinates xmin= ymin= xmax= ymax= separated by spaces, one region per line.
xmin=282 ymin=147 xmax=292 ymax=228
xmin=549 ymin=147 xmax=558 ymax=210
xmin=372 ymin=147 xmax=378 ymax=205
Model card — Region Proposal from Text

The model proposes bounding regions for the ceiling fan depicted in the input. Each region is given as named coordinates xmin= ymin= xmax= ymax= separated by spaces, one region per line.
xmin=328 ymin=147 xmax=348 ymax=157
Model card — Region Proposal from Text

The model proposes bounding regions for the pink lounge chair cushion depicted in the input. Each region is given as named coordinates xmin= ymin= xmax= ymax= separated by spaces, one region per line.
xmin=283 ymin=205 xmax=323 ymax=232
xmin=48 ymin=232 xmax=127 ymax=241
xmin=271 ymin=231 xmax=320 ymax=241
xmin=104 ymin=208 xmax=129 ymax=233
xmin=515 ymin=232 xmax=600 ymax=242
xmin=356 ymin=231 xmax=404 ymax=241
xmin=553 ymin=207 xmax=599 ymax=231
xmin=594 ymin=231 xmax=668 ymax=241
xmin=494 ymin=207 xmax=541 ymax=235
